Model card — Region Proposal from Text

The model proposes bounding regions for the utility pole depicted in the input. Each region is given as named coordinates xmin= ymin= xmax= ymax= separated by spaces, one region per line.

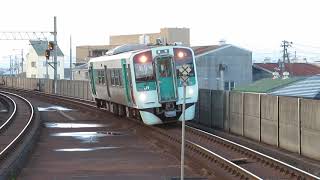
xmin=12 ymin=49 xmax=24 ymax=76
xmin=15 ymin=55 xmax=19 ymax=75
xmin=70 ymin=35 xmax=72 ymax=80
xmin=21 ymin=49 xmax=24 ymax=75
xmin=280 ymin=40 xmax=292 ymax=75
xmin=9 ymin=56 xmax=12 ymax=76
xmin=219 ymin=64 xmax=226 ymax=90
xmin=53 ymin=16 xmax=58 ymax=94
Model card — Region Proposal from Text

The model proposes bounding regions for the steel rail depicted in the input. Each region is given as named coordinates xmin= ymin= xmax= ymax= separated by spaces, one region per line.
xmin=0 ymin=91 xmax=34 ymax=157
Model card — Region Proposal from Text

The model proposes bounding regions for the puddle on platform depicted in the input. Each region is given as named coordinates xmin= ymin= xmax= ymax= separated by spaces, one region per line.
xmin=38 ymin=106 xmax=73 ymax=112
xmin=54 ymin=146 xmax=120 ymax=152
xmin=51 ymin=131 xmax=124 ymax=143
xmin=45 ymin=123 xmax=107 ymax=129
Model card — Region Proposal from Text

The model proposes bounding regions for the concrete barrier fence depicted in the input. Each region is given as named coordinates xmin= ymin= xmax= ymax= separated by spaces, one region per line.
xmin=229 ymin=91 xmax=243 ymax=136
xmin=300 ymin=99 xmax=320 ymax=160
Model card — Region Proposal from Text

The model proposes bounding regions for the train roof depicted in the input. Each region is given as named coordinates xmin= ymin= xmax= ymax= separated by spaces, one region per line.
xmin=88 ymin=51 xmax=136 ymax=63
xmin=88 ymin=44 xmax=193 ymax=63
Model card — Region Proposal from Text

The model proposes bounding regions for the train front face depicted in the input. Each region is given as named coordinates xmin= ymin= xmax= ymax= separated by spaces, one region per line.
xmin=132 ymin=46 xmax=198 ymax=125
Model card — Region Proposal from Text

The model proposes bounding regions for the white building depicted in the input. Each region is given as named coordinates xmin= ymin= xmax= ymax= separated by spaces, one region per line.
xmin=26 ymin=40 xmax=64 ymax=79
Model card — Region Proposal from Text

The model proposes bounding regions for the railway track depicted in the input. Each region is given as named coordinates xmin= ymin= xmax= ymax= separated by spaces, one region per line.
xmin=2 ymin=88 xmax=319 ymax=180
xmin=184 ymin=125 xmax=319 ymax=179
xmin=0 ymin=92 xmax=16 ymax=125
xmin=0 ymin=91 xmax=35 ymax=163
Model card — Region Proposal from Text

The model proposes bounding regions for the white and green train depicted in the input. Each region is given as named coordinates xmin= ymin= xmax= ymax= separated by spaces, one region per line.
xmin=88 ymin=44 xmax=198 ymax=125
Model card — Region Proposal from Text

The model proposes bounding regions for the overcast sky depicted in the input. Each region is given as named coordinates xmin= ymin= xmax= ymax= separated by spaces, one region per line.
xmin=1 ymin=0 xmax=320 ymax=68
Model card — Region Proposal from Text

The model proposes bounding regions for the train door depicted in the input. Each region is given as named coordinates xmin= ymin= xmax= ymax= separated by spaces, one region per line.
xmin=121 ymin=59 xmax=132 ymax=105
xmin=155 ymin=56 xmax=177 ymax=102
xmin=88 ymin=63 xmax=96 ymax=95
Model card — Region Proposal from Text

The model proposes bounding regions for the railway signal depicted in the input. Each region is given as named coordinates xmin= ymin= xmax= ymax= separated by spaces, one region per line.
xmin=178 ymin=64 xmax=191 ymax=180
xmin=48 ymin=41 xmax=54 ymax=51
xmin=45 ymin=49 xmax=50 ymax=60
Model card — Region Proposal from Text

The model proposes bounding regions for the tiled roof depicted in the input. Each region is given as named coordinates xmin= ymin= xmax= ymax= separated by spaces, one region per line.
xmin=191 ymin=45 xmax=221 ymax=56
xmin=30 ymin=40 xmax=64 ymax=56
xmin=254 ymin=63 xmax=320 ymax=76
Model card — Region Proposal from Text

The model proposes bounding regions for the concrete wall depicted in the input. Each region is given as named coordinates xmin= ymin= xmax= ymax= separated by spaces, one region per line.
xmin=110 ymin=33 xmax=160 ymax=46
xmin=243 ymin=93 xmax=260 ymax=141
xmin=73 ymin=69 xmax=89 ymax=81
xmin=160 ymin=28 xmax=190 ymax=46
xmin=198 ymin=89 xmax=212 ymax=127
xmin=76 ymin=45 xmax=116 ymax=63
xmin=192 ymin=89 xmax=319 ymax=161
xmin=211 ymin=90 xmax=225 ymax=129
xmin=229 ymin=92 xmax=243 ymax=135
xmin=279 ymin=97 xmax=300 ymax=153
xmin=300 ymin=99 xmax=320 ymax=160
xmin=0 ymin=76 xmax=92 ymax=101
xmin=260 ymin=95 xmax=278 ymax=146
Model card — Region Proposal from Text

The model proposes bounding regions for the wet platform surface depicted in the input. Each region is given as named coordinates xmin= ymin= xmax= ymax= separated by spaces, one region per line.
xmin=18 ymin=102 xmax=199 ymax=180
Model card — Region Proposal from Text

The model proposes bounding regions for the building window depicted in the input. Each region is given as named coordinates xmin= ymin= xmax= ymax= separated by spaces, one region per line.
xmin=43 ymin=74 xmax=49 ymax=78
xmin=230 ymin=81 xmax=235 ymax=90
xmin=57 ymin=74 xmax=60 ymax=79
xmin=43 ymin=61 xmax=47 ymax=66
xmin=224 ymin=82 xmax=229 ymax=90
xmin=224 ymin=81 xmax=236 ymax=90
xmin=31 ymin=62 xmax=36 ymax=68
xmin=85 ymin=72 xmax=89 ymax=79
xmin=31 ymin=74 xmax=36 ymax=78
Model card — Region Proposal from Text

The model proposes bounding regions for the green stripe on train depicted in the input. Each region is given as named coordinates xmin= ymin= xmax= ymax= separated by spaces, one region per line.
xmin=121 ymin=59 xmax=131 ymax=104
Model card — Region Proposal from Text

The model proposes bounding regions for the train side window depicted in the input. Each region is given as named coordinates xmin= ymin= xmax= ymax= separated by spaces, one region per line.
xmin=118 ymin=69 xmax=122 ymax=86
xmin=101 ymin=70 xmax=105 ymax=84
xmin=96 ymin=70 xmax=100 ymax=84
xmin=111 ymin=69 xmax=115 ymax=86
xmin=115 ymin=69 xmax=119 ymax=86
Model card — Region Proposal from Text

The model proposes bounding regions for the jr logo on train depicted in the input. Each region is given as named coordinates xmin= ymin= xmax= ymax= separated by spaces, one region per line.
xmin=88 ymin=44 xmax=198 ymax=125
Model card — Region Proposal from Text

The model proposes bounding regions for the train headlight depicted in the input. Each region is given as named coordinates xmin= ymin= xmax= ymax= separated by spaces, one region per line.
xmin=188 ymin=88 xmax=194 ymax=96
xmin=140 ymin=55 xmax=147 ymax=63
xmin=177 ymin=51 xmax=185 ymax=58
xmin=139 ymin=93 xmax=147 ymax=102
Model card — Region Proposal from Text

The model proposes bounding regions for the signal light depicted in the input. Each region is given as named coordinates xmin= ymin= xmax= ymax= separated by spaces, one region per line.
xmin=45 ymin=49 xmax=50 ymax=59
xmin=48 ymin=41 xmax=54 ymax=51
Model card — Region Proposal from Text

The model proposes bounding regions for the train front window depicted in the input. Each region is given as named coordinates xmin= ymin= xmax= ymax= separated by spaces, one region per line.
xmin=134 ymin=62 xmax=155 ymax=82
xmin=173 ymin=48 xmax=195 ymax=77
xmin=133 ymin=51 xmax=155 ymax=82
xmin=158 ymin=59 xmax=172 ymax=77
